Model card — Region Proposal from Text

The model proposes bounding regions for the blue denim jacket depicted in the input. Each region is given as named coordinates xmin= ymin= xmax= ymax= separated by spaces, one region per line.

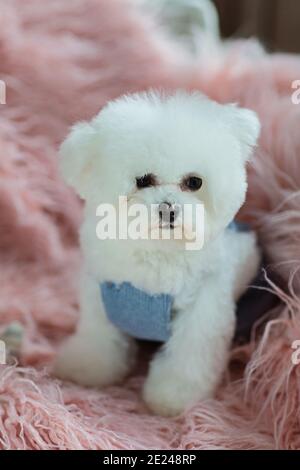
xmin=100 ymin=221 xmax=251 ymax=342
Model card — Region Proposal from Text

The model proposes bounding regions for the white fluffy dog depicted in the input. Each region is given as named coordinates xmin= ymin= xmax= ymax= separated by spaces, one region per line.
xmin=54 ymin=91 xmax=261 ymax=416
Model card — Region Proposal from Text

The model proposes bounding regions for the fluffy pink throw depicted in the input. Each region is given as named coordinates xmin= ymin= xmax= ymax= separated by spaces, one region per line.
xmin=1 ymin=0 xmax=300 ymax=450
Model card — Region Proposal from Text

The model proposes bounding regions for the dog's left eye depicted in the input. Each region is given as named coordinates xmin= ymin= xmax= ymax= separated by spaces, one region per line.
xmin=136 ymin=173 xmax=157 ymax=189
xmin=181 ymin=175 xmax=203 ymax=191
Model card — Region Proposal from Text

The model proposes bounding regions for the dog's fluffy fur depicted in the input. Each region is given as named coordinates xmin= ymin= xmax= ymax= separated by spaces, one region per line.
xmin=54 ymin=91 xmax=261 ymax=416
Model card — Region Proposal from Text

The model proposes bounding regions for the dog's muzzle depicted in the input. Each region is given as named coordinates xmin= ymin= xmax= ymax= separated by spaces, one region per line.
xmin=158 ymin=201 xmax=179 ymax=228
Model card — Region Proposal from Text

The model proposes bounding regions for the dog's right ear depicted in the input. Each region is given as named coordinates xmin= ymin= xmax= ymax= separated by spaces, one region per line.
xmin=59 ymin=121 xmax=98 ymax=198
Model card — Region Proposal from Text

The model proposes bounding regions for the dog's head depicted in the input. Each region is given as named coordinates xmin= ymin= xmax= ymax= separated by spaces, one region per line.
xmin=60 ymin=91 xmax=260 ymax=249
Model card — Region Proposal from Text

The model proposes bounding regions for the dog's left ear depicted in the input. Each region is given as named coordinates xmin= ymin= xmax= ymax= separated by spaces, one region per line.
xmin=228 ymin=105 xmax=261 ymax=161
xmin=59 ymin=121 xmax=99 ymax=198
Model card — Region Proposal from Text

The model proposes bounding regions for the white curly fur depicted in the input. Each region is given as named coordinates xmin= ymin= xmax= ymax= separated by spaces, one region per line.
xmin=54 ymin=91 xmax=261 ymax=416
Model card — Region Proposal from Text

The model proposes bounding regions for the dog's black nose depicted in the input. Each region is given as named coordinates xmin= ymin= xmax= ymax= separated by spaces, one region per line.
xmin=159 ymin=201 xmax=178 ymax=225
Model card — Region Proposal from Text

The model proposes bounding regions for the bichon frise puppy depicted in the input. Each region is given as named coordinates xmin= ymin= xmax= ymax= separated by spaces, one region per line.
xmin=54 ymin=91 xmax=261 ymax=416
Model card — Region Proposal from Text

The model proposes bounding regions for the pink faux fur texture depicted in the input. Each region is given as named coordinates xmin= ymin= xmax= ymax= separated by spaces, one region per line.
xmin=0 ymin=0 xmax=300 ymax=450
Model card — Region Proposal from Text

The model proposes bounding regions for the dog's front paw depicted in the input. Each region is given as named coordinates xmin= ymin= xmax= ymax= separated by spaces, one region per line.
xmin=143 ymin=359 xmax=212 ymax=417
xmin=53 ymin=332 xmax=135 ymax=388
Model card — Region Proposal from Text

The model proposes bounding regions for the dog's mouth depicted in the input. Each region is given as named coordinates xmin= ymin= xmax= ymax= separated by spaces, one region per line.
xmin=158 ymin=222 xmax=176 ymax=230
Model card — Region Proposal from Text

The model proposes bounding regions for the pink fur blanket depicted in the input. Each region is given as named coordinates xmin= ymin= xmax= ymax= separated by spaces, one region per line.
xmin=1 ymin=0 xmax=300 ymax=450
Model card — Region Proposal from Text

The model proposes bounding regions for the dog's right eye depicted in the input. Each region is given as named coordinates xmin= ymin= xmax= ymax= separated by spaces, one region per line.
xmin=136 ymin=173 xmax=157 ymax=189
